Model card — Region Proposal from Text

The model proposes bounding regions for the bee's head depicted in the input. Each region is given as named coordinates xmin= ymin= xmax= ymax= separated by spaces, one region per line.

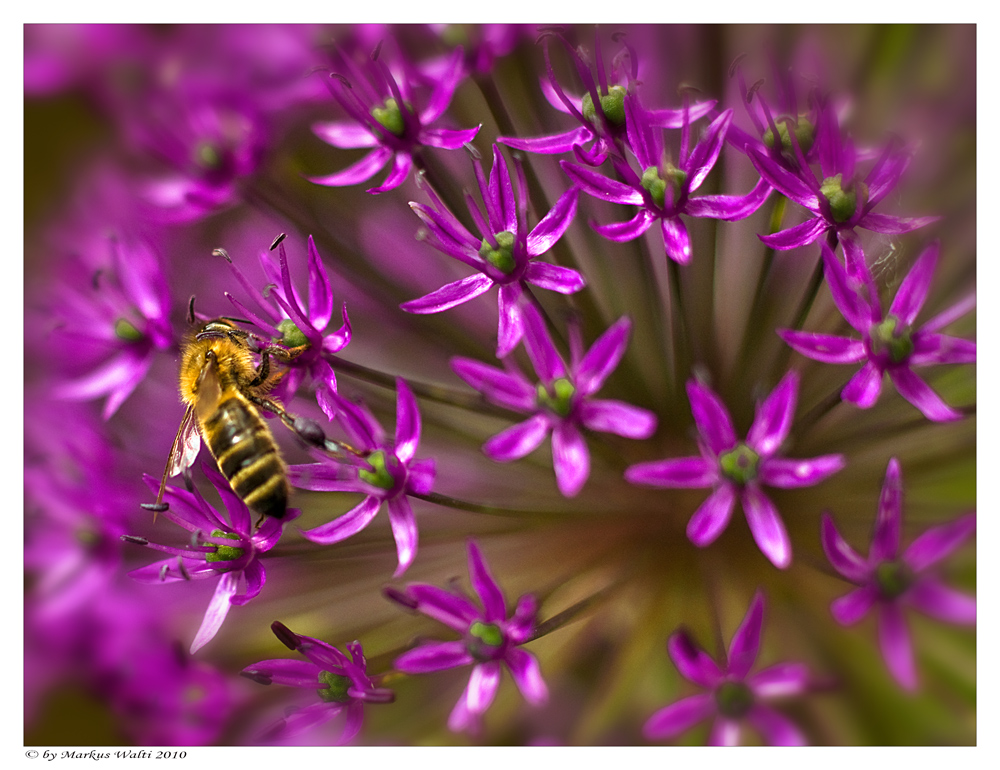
xmin=196 ymin=318 xmax=243 ymax=342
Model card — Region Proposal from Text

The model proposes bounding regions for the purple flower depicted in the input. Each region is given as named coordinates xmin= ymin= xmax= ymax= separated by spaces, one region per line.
xmin=288 ymin=378 xmax=435 ymax=576
xmin=402 ymin=144 xmax=584 ymax=357
xmin=644 ymin=591 xmax=809 ymax=746
xmin=223 ymin=234 xmax=352 ymax=419
xmin=747 ymin=112 xmax=937 ymax=251
xmin=50 ymin=234 xmax=173 ymax=419
xmin=562 ymin=94 xmax=771 ymax=264
xmin=500 ymin=29 xmax=715 ymax=166
xmin=452 ymin=304 xmax=656 ymax=497
xmin=392 ymin=540 xmax=547 ymax=733
xmin=310 ymin=44 xmax=480 ymax=194
xmin=125 ymin=463 xmax=299 ymax=653
xmin=780 ymin=239 xmax=975 ymax=422
xmin=241 ymin=622 xmax=393 ymax=745
xmin=821 ymin=458 xmax=976 ymax=690
xmin=625 ymin=371 xmax=844 ymax=568
xmin=427 ymin=24 xmax=523 ymax=77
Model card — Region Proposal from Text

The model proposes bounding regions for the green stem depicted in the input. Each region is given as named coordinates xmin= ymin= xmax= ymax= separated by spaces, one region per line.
xmin=409 ymin=490 xmax=574 ymax=520
xmin=735 ymin=195 xmax=785 ymax=377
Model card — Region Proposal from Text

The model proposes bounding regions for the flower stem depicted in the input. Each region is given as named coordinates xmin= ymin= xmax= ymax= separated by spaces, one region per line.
xmin=409 ymin=490 xmax=581 ymax=520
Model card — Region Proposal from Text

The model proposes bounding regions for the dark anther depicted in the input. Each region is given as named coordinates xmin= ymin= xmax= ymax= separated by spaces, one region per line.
xmin=262 ymin=283 xmax=277 ymax=298
xmin=91 ymin=269 xmax=103 ymax=290
xmin=177 ymin=558 xmax=191 ymax=581
xmin=212 ymin=247 xmax=232 ymax=263
xmin=383 ymin=586 xmax=418 ymax=610
xmin=182 ymin=467 xmax=195 ymax=492
xmin=141 ymin=502 xmax=169 ymax=513
xmin=370 ymin=40 xmax=383 ymax=61
xmin=678 ymin=82 xmax=702 ymax=96
xmin=269 ymin=233 xmax=287 ymax=251
xmin=187 ymin=295 xmax=197 ymax=325
xmin=611 ymin=31 xmax=628 ymax=43
xmin=159 ymin=564 xmax=169 ymax=582
xmin=293 ymin=417 xmax=326 ymax=447
xmin=747 ymin=79 xmax=765 ymax=104
xmin=330 ymin=73 xmax=352 ymax=88
xmin=121 ymin=535 xmax=149 ymax=546
xmin=240 ymin=670 xmax=273 ymax=686
xmin=464 ymin=142 xmax=482 ymax=160
xmin=728 ymin=53 xmax=748 ymax=79
xmin=271 ymin=621 xmax=300 ymax=650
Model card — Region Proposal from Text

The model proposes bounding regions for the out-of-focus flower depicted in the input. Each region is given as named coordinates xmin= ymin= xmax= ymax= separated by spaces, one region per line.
xmin=644 ymin=591 xmax=809 ymax=746
xmin=780 ymin=240 xmax=975 ymax=421
xmin=392 ymin=540 xmax=547 ymax=733
xmin=626 ymin=371 xmax=844 ymax=568
xmin=562 ymin=95 xmax=770 ymax=264
xmin=821 ymin=458 xmax=976 ymax=690
xmin=24 ymin=23 xmax=148 ymax=96
xmin=125 ymin=464 xmax=299 ymax=653
xmin=223 ymin=234 xmax=352 ymax=419
xmin=50 ymin=234 xmax=173 ymax=419
xmin=453 ymin=303 xmax=656 ymax=497
xmin=241 ymin=622 xmax=394 ymax=744
xmin=402 ymin=144 xmax=583 ymax=356
xmin=427 ymin=24 xmax=523 ymax=77
xmin=288 ymin=378 xmax=435 ymax=576
xmin=310 ymin=45 xmax=480 ymax=193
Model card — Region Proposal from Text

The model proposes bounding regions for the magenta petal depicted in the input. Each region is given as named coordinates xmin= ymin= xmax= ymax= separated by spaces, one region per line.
xmin=685 ymin=177 xmax=773 ymax=221
xmin=626 ymin=456 xmax=716 ymax=488
xmin=778 ymin=330 xmax=866 ymax=364
xmin=450 ymin=357 xmax=536 ymax=412
xmin=592 ymin=209 xmax=656 ymax=242
xmin=421 ymin=125 xmax=482 ymax=149
xmin=575 ymin=316 xmax=631 ymax=394
xmin=856 ymin=212 xmax=939 ymax=235
xmin=484 ymin=413 xmax=551 ymax=462
xmin=842 ymin=361 xmax=883 ymax=407
xmin=338 ymin=702 xmax=364 ymax=746
xmin=708 ymin=718 xmax=742 ymax=746
xmin=888 ymin=367 xmax=961 ymax=422
xmin=579 ymin=399 xmax=657 ymax=439
xmin=747 ymin=370 xmax=798 ymax=457
xmin=230 ymin=559 xmax=265 ymax=606
xmin=523 ymin=261 xmax=586 ymax=294
xmin=821 ymin=240 xmax=872 ymax=330
xmin=742 ymin=486 xmax=792 ymax=569
xmin=871 ymin=458 xmax=903 ymax=562
xmin=921 ymin=292 xmax=976 ymax=333
xmin=395 ymin=640 xmax=473 ymax=674
xmin=387 ymin=496 xmax=418 ymax=577
xmin=309 ymin=146 xmax=392 ymax=187
xmin=467 ymin=540 xmax=506 ymax=623
xmin=647 ymin=99 xmax=716 ymax=127
xmin=831 ymin=586 xmax=877 ymax=626
xmin=686 ymin=110 xmax=732 ymax=191
xmin=643 ymin=694 xmax=715 ymax=741
xmin=499 ymin=126 xmax=592 ymax=154
xmin=686 ymin=379 xmax=737 ymax=455
xmin=907 ymin=579 xmax=976 ymax=624
xmin=746 ymin=147 xmax=818 ymax=208
xmin=406 ymin=584 xmax=480 ymax=632
xmin=496 ymin=282 xmax=525 ymax=358
xmin=507 ymin=594 xmax=538 ymax=644
xmin=820 ymin=513 xmax=869 ymax=582
xmin=393 ymin=378 xmax=420 ymax=464
xmin=244 ymin=658 xmax=321 ymax=687
xmin=748 ymin=662 xmax=810 ymax=698
xmin=400 ymin=273 xmax=494 ymax=314
xmin=909 ymin=333 xmax=976 ymax=366
xmin=889 ymin=241 xmax=938 ymax=326
xmin=312 ymin=120 xmax=378 ymax=149
xmin=759 ymin=455 xmax=845 ymax=488
xmin=190 ymin=572 xmax=239 ymax=653
xmin=759 ymin=217 xmax=827 ymax=250
xmin=661 ymin=216 xmax=692 ymax=265
xmin=878 ymin=603 xmax=917 ymax=690
xmin=559 ymin=160 xmax=644 ymax=204
xmin=667 ymin=631 xmax=723 ymax=688
xmin=746 ymin=705 xmax=806 ymax=746
xmin=448 ymin=662 xmax=501 ymax=732
xmin=727 ymin=591 xmax=765 ymax=679
xmin=903 ymin=512 xmax=976 ymax=571
xmin=551 ymin=421 xmax=590 ymax=497
xmin=686 ymin=484 xmax=737 ymax=546
xmin=505 ymin=648 xmax=548 ymax=705
xmin=521 ymin=303 xmax=566 ymax=382
xmin=527 ymin=186 xmax=579 ymax=256
xmin=300 ymin=495 xmax=381 ymax=545
xmin=366 ymin=152 xmax=412 ymax=194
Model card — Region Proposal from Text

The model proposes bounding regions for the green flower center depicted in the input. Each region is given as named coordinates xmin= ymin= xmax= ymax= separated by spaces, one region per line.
xmin=820 ymin=174 xmax=868 ymax=224
xmin=479 ymin=231 xmax=517 ymax=274
xmin=317 ymin=670 xmax=352 ymax=703
xmin=276 ymin=318 xmax=309 ymax=348
xmin=581 ymin=85 xmax=627 ymax=127
xmin=195 ymin=141 xmax=223 ymax=170
xmin=536 ymin=377 xmax=576 ymax=418
xmin=205 ymin=530 xmax=245 ymax=564
xmin=641 ymin=164 xmax=686 ymax=209
xmin=467 ymin=621 xmax=505 ymax=662
xmin=875 ymin=560 xmax=914 ymax=600
xmin=372 ymin=98 xmax=406 ymax=137
xmin=715 ymin=681 xmax=754 ymax=719
xmin=359 ymin=450 xmax=395 ymax=490
xmin=719 ymin=443 xmax=760 ymax=485
xmin=114 ymin=318 xmax=143 ymax=342
xmin=763 ymin=115 xmax=815 ymax=155
xmin=870 ymin=315 xmax=914 ymax=364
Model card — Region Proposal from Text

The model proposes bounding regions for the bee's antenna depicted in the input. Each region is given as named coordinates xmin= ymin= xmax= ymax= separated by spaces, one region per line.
xmin=187 ymin=296 xmax=197 ymax=325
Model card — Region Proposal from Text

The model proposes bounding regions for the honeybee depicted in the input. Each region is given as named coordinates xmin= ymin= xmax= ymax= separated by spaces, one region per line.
xmin=147 ymin=318 xmax=306 ymax=520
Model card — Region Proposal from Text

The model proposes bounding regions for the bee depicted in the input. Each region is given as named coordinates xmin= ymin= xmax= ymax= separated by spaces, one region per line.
xmin=147 ymin=317 xmax=306 ymax=521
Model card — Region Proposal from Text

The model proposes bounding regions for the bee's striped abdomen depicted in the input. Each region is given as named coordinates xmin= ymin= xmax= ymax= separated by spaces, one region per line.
xmin=202 ymin=395 xmax=289 ymax=519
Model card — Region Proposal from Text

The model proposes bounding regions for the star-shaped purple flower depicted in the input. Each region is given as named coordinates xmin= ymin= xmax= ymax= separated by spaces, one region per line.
xmin=821 ymin=458 xmax=976 ymax=690
xmin=780 ymin=239 xmax=975 ymax=422
xmin=288 ymin=378 xmax=435 ymax=576
xmin=125 ymin=463 xmax=299 ymax=653
xmin=391 ymin=539 xmax=547 ymax=734
xmin=644 ymin=591 xmax=810 ymax=746
xmin=309 ymin=45 xmax=480 ymax=194
xmin=561 ymin=94 xmax=771 ymax=264
xmin=402 ymin=144 xmax=583 ymax=357
xmin=241 ymin=622 xmax=394 ymax=745
xmin=223 ymin=234 xmax=352 ymax=420
xmin=625 ymin=371 xmax=844 ymax=568
xmin=452 ymin=303 xmax=656 ymax=497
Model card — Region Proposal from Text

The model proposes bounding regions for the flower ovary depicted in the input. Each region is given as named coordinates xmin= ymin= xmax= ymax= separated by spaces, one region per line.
xmin=205 ymin=530 xmax=245 ymax=564
xmin=581 ymin=85 xmax=627 ymax=127
xmin=536 ymin=377 xmax=576 ymax=418
xmin=714 ymin=681 xmax=754 ymax=718
xmin=875 ymin=560 xmax=914 ymax=600
xmin=719 ymin=444 xmax=760 ymax=485
xmin=467 ymin=621 xmax=505 ymax=662
xmin=317 ymin=670 xmax=353 ymax=703
xmin=359 ymin=450 xmax=395 ymax=490
xmin=763 ymin=115 xmax=815 ymax=155
xmin=372 ymin=98 xmax=406 ymax=137
xmin=114 ymin=318 xmax=144 ymax=342
xmin=641 ymin=165 xmax=686 ymax=209
xmin=479 ymin=231 xmax=517 ymax=274
xmin=820 ymin=174 xmax=867 ymax=223
xmin=277 ymin=318 xmax=309 ymax=348
xmin=870 ymin=316 xmax=914 ymax=364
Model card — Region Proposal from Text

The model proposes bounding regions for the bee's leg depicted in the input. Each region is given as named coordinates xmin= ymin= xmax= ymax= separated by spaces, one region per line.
xmin=247 ymin=394 xmax=328 ymax=449
xmin=253 ymin=511 xmax=266 ymax=530
xmin=257 ymin=342 xmax=309 ymax=362
xmin=248 ymin=350 xmax=271 ymax=388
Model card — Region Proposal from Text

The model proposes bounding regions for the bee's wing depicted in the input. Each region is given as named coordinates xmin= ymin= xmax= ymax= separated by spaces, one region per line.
xmin=145 ymin=405 xmax=199 ymax=518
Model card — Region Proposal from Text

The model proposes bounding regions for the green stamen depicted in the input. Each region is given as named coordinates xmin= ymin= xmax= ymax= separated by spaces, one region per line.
xmin=581 ymin=85 xmax=627 ymax=127
xmin=114 ymin=318 xmax=143 ymax=342
xmin=719 ymin=444 xmax=760 ymax=485
xmin=359 ymin=450 xmax=395 ymax=490
xmin=715 ymin=681 xmax=754 ymax=718
xmin=820 ymin=174 xmax=867 ymax=224
xmin=317 ymin=670 xmax=352 ymax=703
xmin=641 ymin=164 xmax=686 ymax=209
xmin=479 ymin=231 xmax=516 ymax=274
xmin=875 ymin=561 xmax=913 ymax=600
xmin=372 ymin=98 xmax=406 ymax=137
xmin=763 ymin=115 xmax=815 ymax=155
xmin=467 ymin=621 xmax=505 ymax=662
xmin=277 ymin=318 xmax=309 ymax=348
xmin=871 ymin=316 xmax=914 ymax=364
xmin=536 ymin=377 xmax=576 ymax=418
xmin=205 ymin=530 xmax=245 ymax=564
